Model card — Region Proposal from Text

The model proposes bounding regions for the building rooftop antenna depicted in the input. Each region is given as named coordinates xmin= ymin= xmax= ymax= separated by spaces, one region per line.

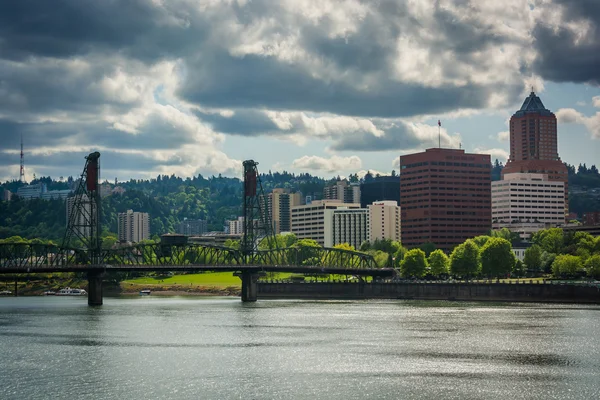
xmin=20 ymin=133 xmax=25 ymax=183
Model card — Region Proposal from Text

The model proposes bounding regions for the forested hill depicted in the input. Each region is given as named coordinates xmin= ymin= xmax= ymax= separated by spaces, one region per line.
xmin=1 ymin=163 xmax=599 ymax=242
xmin=0 ymin=172 xmax=332 ymax=241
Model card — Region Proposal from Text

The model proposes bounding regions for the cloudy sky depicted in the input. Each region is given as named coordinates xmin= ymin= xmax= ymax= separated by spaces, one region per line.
xmin=0 ymin=0 xmax=599 ymax=182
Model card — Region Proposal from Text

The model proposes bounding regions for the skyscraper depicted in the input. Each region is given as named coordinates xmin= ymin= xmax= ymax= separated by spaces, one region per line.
xmin=502 ymin=91 xmax=568 ymax=217
xmin=400 ymin=148 xmax=491 ymax=250
xmin=118 ymin=209 xmax=150 ymax=243
xmin=268 ymin=188 xmax=303 ymax=234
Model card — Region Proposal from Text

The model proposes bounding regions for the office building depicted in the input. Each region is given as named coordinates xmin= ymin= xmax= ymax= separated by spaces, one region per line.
xmin=360 ymin=175 xmax=401 ymax=208
xmin=502 ymin=91 xmax=568 ymax=218
xmin=16 ymin=183 xmax=47 ymax=199
xmin=324 ymin=180 xmax=360 ymax=204
xmin=2 ymin=190 xmax=12 ymax=201
xmin=118 ymin=209 xmax=150 ymax=243
xmin=368 ymin=201 xmax=401 ymax=242
xmin=178 ymin=219 xmax=208 ymax=236
xmin=492 ymin=173 xmax=565 ymax=239
xmin=400 ymin=148 xmax=491 ymax=250
xmin=228 ymin=217 xmax=245 ymax=235
xmin=324 ymin=208 xmax=369 ymax=249
xmin=291 ymin=200 xmax=362 ymax=246
xmin=268 ymin=188 xmax=303 ymax=234
xmin=66 ymin=194 xmax=92 ymax=238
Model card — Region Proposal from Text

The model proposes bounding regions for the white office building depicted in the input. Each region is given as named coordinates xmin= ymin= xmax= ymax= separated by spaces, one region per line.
xmin=368 ymin=201 xmax=401 ymax=242
xmin=228 ymin=217 xmax=245 ymax=235
xmin=492 ymin=173 xmax=565 ymax=239
xmin=291 ymin=200 xmax=362 ymax=246
xmin=17 ymin=183 xmax=47 ymax=199
xmin=118 ymin=209 xmax=150 ymax=243
xmin=324 ymin=207 xmax=369 ymax=249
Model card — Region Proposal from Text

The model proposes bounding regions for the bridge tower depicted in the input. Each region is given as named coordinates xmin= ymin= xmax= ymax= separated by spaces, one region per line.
xmin=240 ymin=160 xmax=276 ymax=302
xmin=62 ymin=152 xmax=103 ymax=305
xmin=241 ymin=160 xmax=277 ymax=257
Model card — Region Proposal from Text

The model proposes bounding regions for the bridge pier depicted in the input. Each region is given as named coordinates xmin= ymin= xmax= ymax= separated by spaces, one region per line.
xmin=87 ymin=270 xmax=104 ymax=306
xmin=235 ymin=271 xmax=264 ymax=302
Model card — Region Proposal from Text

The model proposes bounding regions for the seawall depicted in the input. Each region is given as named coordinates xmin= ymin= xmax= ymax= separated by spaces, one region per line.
xmin=257 ymin=282 xmax=600 ymax=304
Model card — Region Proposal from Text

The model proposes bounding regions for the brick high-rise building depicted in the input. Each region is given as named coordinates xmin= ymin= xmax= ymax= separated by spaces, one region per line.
xmin=502 ymin=91 xmax=568 ymax=219
xmin=400 ymin=148 xmax=491 ymax=250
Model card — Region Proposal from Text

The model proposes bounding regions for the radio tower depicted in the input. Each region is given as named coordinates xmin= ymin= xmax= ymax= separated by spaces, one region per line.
xmin=20 ymin=134 xmax=25 ymax=182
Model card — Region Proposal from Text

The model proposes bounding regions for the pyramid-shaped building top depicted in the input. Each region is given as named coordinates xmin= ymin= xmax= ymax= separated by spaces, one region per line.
xmin=513 ymin=91 xmax=553 ymax=117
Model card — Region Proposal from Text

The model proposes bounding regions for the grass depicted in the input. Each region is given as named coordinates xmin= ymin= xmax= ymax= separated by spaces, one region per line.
xmin=123 ymin=272 xmax=243 ymax=288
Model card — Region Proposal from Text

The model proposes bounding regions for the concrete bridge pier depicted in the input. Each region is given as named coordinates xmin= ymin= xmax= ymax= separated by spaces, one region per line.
xmin=235 ymin=271 xmax=265 ymax=302
xmin=87 ymin=270 xmax=104 ymax=306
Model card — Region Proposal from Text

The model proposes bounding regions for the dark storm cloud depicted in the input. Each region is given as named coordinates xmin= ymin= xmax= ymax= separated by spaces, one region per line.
xmin=195 ymin=110 xmax=280 ymax=136
xmin=180 ymin=52 xmax=491 ymax=118
xmin=532 ymin=0 xmax=600 ymax=84
xmin=330 ymin=124 xmax=445 ymax=152
xmin=0 ymin=0 xmax=203 ymax=62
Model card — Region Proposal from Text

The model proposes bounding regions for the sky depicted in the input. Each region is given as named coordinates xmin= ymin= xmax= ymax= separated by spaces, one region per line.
xmin=0 ymin=0 xmax=599 ymax=183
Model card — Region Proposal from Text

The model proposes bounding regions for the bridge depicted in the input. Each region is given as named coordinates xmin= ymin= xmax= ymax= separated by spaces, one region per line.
xmin=0 ymin=154 xmax=395 ymax=305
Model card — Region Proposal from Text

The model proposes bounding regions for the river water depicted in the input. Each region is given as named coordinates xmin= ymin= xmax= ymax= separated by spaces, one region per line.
xmin=0 ymin=297 xmax=599 ymax=400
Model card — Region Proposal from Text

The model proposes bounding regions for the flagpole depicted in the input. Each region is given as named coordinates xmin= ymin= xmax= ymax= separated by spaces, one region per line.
xmin=438 ymin=120 xmax=441 ymax=148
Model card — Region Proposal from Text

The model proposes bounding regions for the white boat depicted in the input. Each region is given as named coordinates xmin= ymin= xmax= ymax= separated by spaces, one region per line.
xmin=56 ymin=287 xmax=87 ymax=296
xmin=139 ymin=289 xmax=151 ymax=296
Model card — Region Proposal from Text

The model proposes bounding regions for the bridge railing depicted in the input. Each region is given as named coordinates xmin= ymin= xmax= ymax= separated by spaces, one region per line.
xmin=1 ymin=243 xmax=380 ymax=270
xmin=246 ymin=247 xmax=378 ymax=269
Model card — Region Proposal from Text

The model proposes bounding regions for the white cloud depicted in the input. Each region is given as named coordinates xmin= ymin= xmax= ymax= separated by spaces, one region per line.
xmin=291 ymin=155 xmax=362 ymax=173
xmin=557 ymin=108 xmax=600 ymax=139
xmin=473 ymin=147 xmax=509 ymax=162
xmin=593 ymin=96 xmax=600 ymax=108
xmin=497 ymin=131 xmax=509 ymax=142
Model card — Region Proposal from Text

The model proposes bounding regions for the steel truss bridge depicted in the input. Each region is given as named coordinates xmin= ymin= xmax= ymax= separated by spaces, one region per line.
xmin=0 ymin=154 xmax=394 ymax=305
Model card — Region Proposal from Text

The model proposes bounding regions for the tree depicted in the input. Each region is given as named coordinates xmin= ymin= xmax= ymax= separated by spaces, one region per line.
xmin=419 ymin=242 xmax=436 ymax=256
xmin=450 ymin=240 xmax=480 ymax=278
xmin=523 ymin=244 xmax=542 ymax=275
xmin=540 ymin=251 xmax=556 ymax=274
xmin=400 ymin=249 xmax=427 ymax=278
xmin=532 ymin=227 xmax=564 ymax=254
xmin=472 ymin=235 xmax=492 ymax=247
xmin=479 ymin=237 xmax=515 ymax=278
xmin=585 ymin=255 xmax=600 ymax=280
xmin=551 ymin=255 xmax=584 ymax=278
xmin=513 ymin=260 xmax=525 ymax=277
xmin=428 ymin=250 xmax=449 ymax=277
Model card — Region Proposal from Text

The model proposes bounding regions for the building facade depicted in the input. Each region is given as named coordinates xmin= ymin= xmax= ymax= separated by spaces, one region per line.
xmin=492 ymin=173 xmax=565 ymax=239
xmin=66 ymin=194 xmax=92 ymax=239
xmin=502 ymin=91 xmax=568 ymax=218
xmin=583 ymin=211 xmax=600 ymax=226
xmin=400 ymin=148 xmax=491 ymax=250
xmin=368 ymin=201 xmax=401 ymax=243
xmin=227 ymin=217 xmax=244 ymax=235
xmin=17 ymin=183 xmax=47 ymax=199
xmin=323 ymin=181 xmax=360 ymax=204
xmin=291 ymin=200 xmax=361 ymax=246
xmin=268 ymin=188 xmax=303 ymax=234
xmin=324 ymin=208 xmax=369 ymax=249
xmin=178 ymin=219 xmax=208 ymax=236
xmin=360 ymin=176 xmax=401 ymax=208
xmin=118 ymin=209 xmax=150 ymax=243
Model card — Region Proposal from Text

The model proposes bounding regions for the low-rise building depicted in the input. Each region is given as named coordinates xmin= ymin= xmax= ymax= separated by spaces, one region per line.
xmin=178 ymin=219 xmax=208 ymax=236
xmin=16 ymin=183 xmax=47 ymax=199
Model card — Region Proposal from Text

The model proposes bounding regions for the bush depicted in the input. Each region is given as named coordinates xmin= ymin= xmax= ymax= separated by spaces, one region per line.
xmin=585 ymin=255 xmax=600 ymax=280
xmin=551 ymin=255 xmax=584 ymax=278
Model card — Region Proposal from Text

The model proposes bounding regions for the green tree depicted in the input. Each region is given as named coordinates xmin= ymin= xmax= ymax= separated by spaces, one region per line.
xmin=479 ymin=237 xmax=515 ymax=278
xmin=472 ymin=235 xmax=492 ymax=247
xmin=419 ymin=242 xmax=436 ymax=256
xmin=450 ymin=240 xmax=480 ymax=278
xmin=585 ymin=255 xmax=600 ymax=279
xmin=540 ymin=251 xmax=557 ymax=273
xmin=532 ymin=227 xmax=564 ymax=254
xmin=428 ymin=249 xmax=449 ymax=277
xmin=400 ymin=249 xmax=428 ymax=278
xmin=513 ymin=260 xmax=525 ymax=277
xmin=523 ymin=244 xmax=542 ymax=274
xmin=551 ymin=255 xmax=584 ymax=278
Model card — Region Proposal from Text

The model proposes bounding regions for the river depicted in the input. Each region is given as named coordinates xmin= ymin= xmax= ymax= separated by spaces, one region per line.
xmin=0 ymin=297 xmax=599 ymax=399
